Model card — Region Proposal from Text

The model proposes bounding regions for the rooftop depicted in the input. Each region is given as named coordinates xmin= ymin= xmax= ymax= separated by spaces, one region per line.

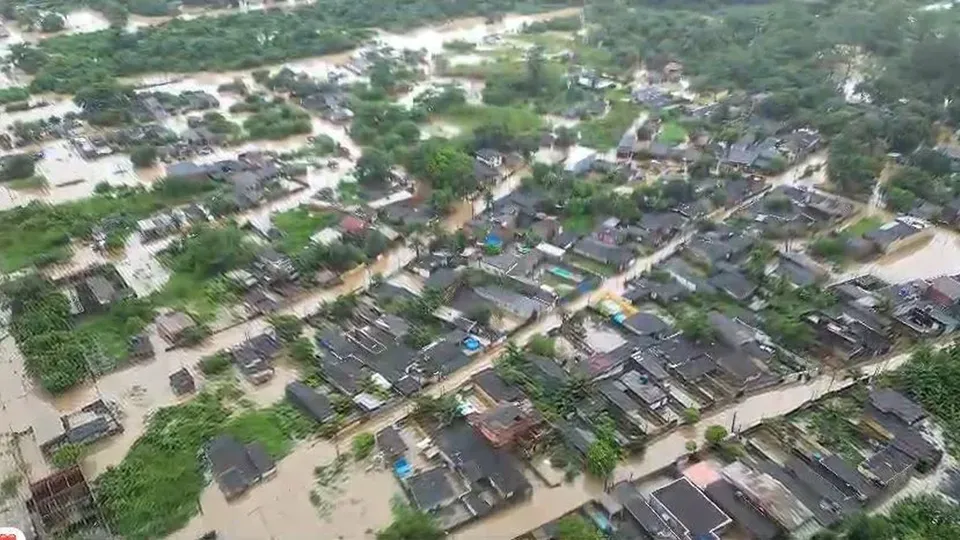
xmin=651 ymin=477 xmax=731 ymax=537
xmin=869 ymin=387 xmax=926 ymax=425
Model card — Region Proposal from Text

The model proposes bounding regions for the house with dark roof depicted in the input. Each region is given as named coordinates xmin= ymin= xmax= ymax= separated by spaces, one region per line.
xmin=807 ymin=453 xmax=878 ymax=502
xmin=231 ymin=333 xmax=281 ymax=384
xmin=572 ymin=238 xmax=636 ymax=272
xmin=472 ymin=368 xmax=524 ymax=404
xmin=613 ymin=483 xmax=679 ymax=539
xmin=435 ymin=421 xmax=532 ymax=503
xmin=869 ymin=388 xmax=926 ymax=426
xmin=650 ymin=477 xmax=732 ymax=538
xmin=376 ymin=425 xmax=408 ymax=461
xmin=862 ymin=219 xmax=929 ymax=254
xmin=620 ymin=312 xmax=672 ymax=339
xmin=406 ymin=467 xmax=462 ymax=512
xmin=859 ymin=444 xmax=916 ymax=489
xmin=285 ymin=381 xmax=335 ymax=424
xmin=207 ymin=434 xmax=276 ymax=500
xmin=169 ymin=368 xmax=195 ymax=396
xmin=708 ymin=270 xmax=758 ymax=302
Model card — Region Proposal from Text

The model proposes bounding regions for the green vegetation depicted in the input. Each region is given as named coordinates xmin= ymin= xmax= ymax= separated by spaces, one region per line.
xmin=0 ymin=87 xmax=29 ymax=104
xmin=820 ymin=495 xmax=960 ymax=539
xmin=51 ymin=443 xmax=86 ymax=468
xmin=657 ymin=121 xmax=687 ymax=146
xmin=272 ymin=207 xmax=338 ymax=254
xmin=129 ymin=145 xmax=157 ymax=168
xmin=4 ymin=275 xmax=150 ymax=393
xmin=198 ymin=351 xmax=232 ymax=377
xmin=96 ymin=391 xmax=316 ymax=539
xmin=681 ymin=407 xmax=700 ymax=424
xmin=14 ymin=0 xmax=568 ymax=93
xmin=351 ymin=432 xmax=375 ymax=460
xmin=268 ymin=314 xmax=304 ymax=343
xmin=845 ymin=216 xmax=883 ymax=237
xmin=526 ymin=334 xmax=556 ymax=357
xmin=0 ymin=154 xmax=35 ymax=182
xmin=806 ymin=398 xmax=865 ymax=464
xmin=704 ymin=425 xmax=728 ymax=446
xmin=0 ymin=474 xmax=20 ymax=501
xmin=578 ymin=102 xmax=642 ymax=150
xmin=555 ymin=515 xmax=605 ymax=540
xmin=585 ymin=415 xmax=621 ymax=483
xmin=890 ymin=344 xmax=960 ymax=457
xmin=243 ymin=102 xmax=312 ymax=140
xmin=0 ymin=178 xmax=221 ymax=272
xmin=165 ymin=225 xmax=255 ymax=280
xmin=376 ymin=500 xmax=444 ymax=540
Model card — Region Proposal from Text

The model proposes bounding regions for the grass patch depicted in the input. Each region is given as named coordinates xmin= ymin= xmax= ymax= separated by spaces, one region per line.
xmin=95 ymin=391 xmax=316 ymax=539
xmin=6 ymin=175 xmax=48 ymax=191
xmin=845 ymin=216 xmax=883 ymax=237
xmin=657 ymin=121 xmax=687 ymax=145
xmin=74 ymin=298 xmax=155 ymax=373
xmin=441 ymin=104 xmax=543 ymax=133
xmin=0 ymin=178 xmax=222 ymax=273
xmin=562 ymin=214 xmax=594 ymax=234
xmin=273 ymin=206 xmax=339 ymax=254
xmin=578 ymin=101 xmax=643 ymax=150
xmin=154 ymin=273 xmax=237 ymax=323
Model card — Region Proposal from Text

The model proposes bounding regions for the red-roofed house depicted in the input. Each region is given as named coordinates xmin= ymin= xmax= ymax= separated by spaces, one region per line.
xmin=339 ymin=215 xmax=368 ymax=235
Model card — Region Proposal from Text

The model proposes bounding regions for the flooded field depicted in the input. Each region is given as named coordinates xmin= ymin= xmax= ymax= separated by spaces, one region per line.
xmin=848 ymin=227 xmax=960 ymax=283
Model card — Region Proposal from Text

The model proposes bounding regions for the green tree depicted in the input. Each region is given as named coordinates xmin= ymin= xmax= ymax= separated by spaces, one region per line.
xmin=681 ymin=407 xmax=700 ymax=424
xmin=130 ymin=145 xmax=158 ymax=168
xmin=355 ymin=148 xmax=393 ymax=186
xmin=377 ymin=500 xmax=444 ymax=540
xmin=352 ymin=432 xmax=375 ymax=461
xmin=678 ymin=310 xmax=714 ymax=343
xmin=288 ymin=337 xmax=315 ymax=365
xmin=0 ymin=154 xmax=35 ymax=181
xmin=527 ymin=334 xmax=555 ymax=357
xmin=51 ymin=443 xmax=85 ymax=468
xmin=555 ymin=515 xmax=604 ymax=540
xmin=685 ymin=440 xmax=698 ymax=453
xmin=268 ymin=314 xmax=304 ymax=343
xmin=39 ymin=13 xmax=65 ymax=33
xmin=704 ymin=425 xmax=729 ymax=447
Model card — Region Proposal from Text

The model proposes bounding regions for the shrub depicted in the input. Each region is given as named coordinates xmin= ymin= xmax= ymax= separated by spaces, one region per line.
xmin=51 ymin=443 xmax=85 ymax=468
xmin=198 ymin=352 xmax=232 ymax=376
xmin=352 ymin=432 xmax=375 ymax=461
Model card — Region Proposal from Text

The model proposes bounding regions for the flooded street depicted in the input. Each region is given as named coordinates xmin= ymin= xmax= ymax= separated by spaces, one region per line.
xmin=845 ymin=227 xmax=960 ymax=283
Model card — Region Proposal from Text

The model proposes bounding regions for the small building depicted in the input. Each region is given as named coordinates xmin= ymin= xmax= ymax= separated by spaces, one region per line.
xmin=376 ymin=425 xmax=408 ymax=461
xmin=169 ymin=368 xmax=195 ymax=396
xmin=572 ymin=237 xmax=636 ymax=272
xmin=476 ymin=148 xmax=503 ymax=168
xmin=650 ymin=477 xmax=732 ymax=538
xmin=863 ymin=219 xmax=929 ymax=255
xmin=166 ymin=161 xmax=211 ymax=182
xmin=472 ymin=368 xmax=525 ymax=405
xmin=614 ymin=483 xmax=678 ymax=540
xmin=405 ymin=467 xmax=460 ymax=512
xmin=926 ymin=275 xmax=960 ymax=307
xmin=720 ymin=461 xmax=815 ymax=533
xmin=40 ymin=399 xmax=123 ymax=455
xmin=859 ymin=444 xmax=917 ymax=489
xmin=564 ymin=146 xmax=598 ymax=175
xmin=81 ymin=275 xmax=117 ymax=310
xmin=231 ymin=333 xmax=281 ymax=385
xmin=620 ymin=312 xmax=671 ymax=338
xmin=868 ymin=388 xmax=926 ymax=426
xmin=26 ymin=466 xmax=97 ymax=538
xmin=208 ymin=434 xmax=276 ymax=500
xmin=285 ymin=381 xmax=335 ymax=424
xmin=156 ymin=311 xmax=197 ymax=345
